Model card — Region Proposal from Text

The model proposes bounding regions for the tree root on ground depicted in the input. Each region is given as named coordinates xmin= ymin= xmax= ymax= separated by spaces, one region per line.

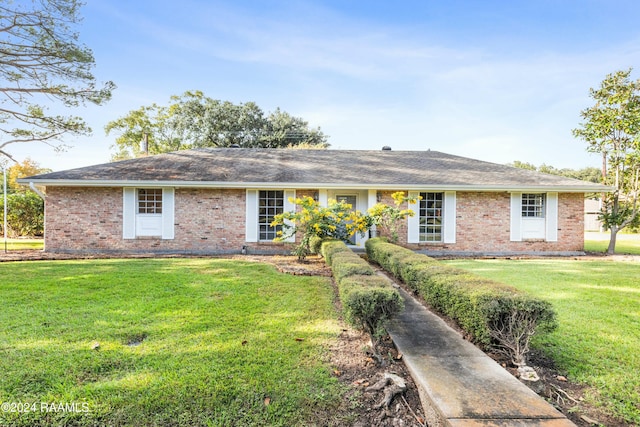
xmin=366 ymin=373 xmax=408 ymax=409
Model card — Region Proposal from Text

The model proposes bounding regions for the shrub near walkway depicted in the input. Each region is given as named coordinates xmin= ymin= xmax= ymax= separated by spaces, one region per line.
xmin=365 ymin=238 xmax=557 ymax=368
xmin=320 ymin=240 xmax=403 ymax=357
xmin=445 ymin=258 xmax=640 ymax=425
xmin=0 ymin=258 xmax=346 ymax=427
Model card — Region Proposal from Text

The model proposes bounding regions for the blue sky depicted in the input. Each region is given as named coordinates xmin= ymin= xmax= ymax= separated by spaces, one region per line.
xmin=10 ymin=0 xmax=640 ymax=171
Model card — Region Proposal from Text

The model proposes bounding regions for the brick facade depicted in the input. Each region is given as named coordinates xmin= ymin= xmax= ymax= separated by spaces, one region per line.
xmin=400 ymin=191 xmax=584 ymax=253
xmin=44 ymin=187 xmax=585 ymax=255
xmin=45 ymin=187 xmax=286 ymax=254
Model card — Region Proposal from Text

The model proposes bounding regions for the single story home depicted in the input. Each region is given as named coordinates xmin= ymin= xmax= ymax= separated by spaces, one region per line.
xmin=19 ymin=147 xmax=610 ymax=256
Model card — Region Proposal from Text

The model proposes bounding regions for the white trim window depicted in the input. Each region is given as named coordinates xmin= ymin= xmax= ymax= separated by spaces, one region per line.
xmin=510 ymin=192 xmax=558 ymax=242
xmin=138 ymin=189 xmax=163 ymax=214
xmin=123 ymin=188 xmax=175 ymax=239
xmin=419 ymin=192 xmax=443 ymax=242
xmin=259 ymin=190 xmax=284 ymax=241
xmin=135 ymin=189 xmax=163 ymax=236
xmin=245 ymin=189 xmax=296 ymax=243
xmin=522 ymin=193 xmax=545 ymax=218
xmin=407 ymin=191 xmax=456 ymax=244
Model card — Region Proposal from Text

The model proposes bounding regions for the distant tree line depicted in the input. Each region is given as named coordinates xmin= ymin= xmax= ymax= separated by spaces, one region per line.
xmin=508 ymin=161 xmax=601 ymax=184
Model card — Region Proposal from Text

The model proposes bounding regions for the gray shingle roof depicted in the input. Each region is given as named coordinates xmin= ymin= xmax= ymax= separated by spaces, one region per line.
xmin=20 ymin=148 xmax=610 ymax=192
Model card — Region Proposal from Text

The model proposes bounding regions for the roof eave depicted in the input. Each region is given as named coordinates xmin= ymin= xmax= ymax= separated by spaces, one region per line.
xmin=17 ymin=178 xmax=613 ymax=193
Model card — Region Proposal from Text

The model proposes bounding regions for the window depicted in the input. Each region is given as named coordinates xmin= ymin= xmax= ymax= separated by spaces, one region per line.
xmin=138 ymin=189 xmax=162 ymax=214
xmin=521 ymin=194 xmax=545 ymax=218
xmin=419 ymin=192 xmax=443 ymax=242
xmin=123 ymin=188 xmax=174 ymax=240
xmin=258 ymin=190 xmax=284 ymax=241
xmin=510 ymin=192 xmax=557 ymax=242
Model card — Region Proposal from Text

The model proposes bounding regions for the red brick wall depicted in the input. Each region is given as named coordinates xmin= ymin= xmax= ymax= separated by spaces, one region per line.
xmin=44 ymin=187 xmax=584 ymax=254
xmin=44 ymin=187 xmax=288 ymax=254
xmin=400 ymin=191 xmax=584 ymax=253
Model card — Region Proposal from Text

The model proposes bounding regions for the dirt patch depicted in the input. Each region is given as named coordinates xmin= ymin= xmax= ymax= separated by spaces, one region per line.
xmin=520 ymin=350 xmax=629 ymax=427
xmin=237 ymin=254 xmax=334 ymax=276
xmin=326 ymin=329 xmax=429 ymax=426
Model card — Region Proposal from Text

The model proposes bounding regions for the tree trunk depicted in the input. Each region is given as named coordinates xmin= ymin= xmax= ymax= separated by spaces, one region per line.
xmin=607 ymin=227 xmax=618 ymax=255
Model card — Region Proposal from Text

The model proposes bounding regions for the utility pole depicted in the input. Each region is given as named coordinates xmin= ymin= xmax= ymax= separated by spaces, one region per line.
xmin=3 ymin=164 xmax=7 ymax=253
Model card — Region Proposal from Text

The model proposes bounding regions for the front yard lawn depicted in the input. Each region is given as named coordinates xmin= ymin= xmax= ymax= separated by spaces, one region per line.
xmin=444 ymin=258 xmax=640 ymax=425
xmin=0 ymin=258 xmax=347 ymax=426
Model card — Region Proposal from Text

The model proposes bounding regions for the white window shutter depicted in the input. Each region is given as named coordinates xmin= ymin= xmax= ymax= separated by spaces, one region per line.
xmin=318 ymin=189 xmax=328 ymax=206
xmin=407 ymin=191 xmax=420 ymax=243
xmin=123 ymin=188 xmax=136 ymax=239
xmin=162 ymin=188 xmax=175 ymax=240
xmin=443 ymin=191 xmax=456 ymax=243
xmin=245 ymin=190 xmax=258 ymax=242
xmin=367 ymin=189 xmax=377 ymax=209
xmin=546 ymin=192 xmax=558 ymax=242
xmin=510 ymin=192 xmax=522 ymax=242
xmin=283 ymin=189 xmax=296 ymax=242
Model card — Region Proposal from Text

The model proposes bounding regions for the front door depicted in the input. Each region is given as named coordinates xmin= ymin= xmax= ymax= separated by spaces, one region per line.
xmin=336 ymin=195 xmax=357 ymax=244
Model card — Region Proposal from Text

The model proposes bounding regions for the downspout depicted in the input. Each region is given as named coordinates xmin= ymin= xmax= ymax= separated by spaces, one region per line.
xmin=29 ymin=182 xmax=46 ymax=252
xmin=29 ymin=182 xmax=45 ymax=199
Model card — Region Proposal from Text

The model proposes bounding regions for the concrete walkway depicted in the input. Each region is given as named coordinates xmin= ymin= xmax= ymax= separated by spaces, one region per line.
xmin=387 ymin=285 xmax=576 ymax=427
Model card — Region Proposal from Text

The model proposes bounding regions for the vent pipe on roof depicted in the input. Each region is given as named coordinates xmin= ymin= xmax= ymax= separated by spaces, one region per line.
xmin=141 ymin=133 xmax=149 ymax=156
xmin=382 ymin=146 xmax=391 ymax=151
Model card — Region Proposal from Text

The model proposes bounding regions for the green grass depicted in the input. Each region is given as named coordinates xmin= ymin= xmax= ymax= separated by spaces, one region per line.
xmin=444 ymin=258 xmax=640 ymax=425
xmin=0 ymin=259 xmax=348 ymax=426
xmin=584 ymin=236 xmax=640 ymax=254
xmin=0 ymin=238 xmax=43 ymax=250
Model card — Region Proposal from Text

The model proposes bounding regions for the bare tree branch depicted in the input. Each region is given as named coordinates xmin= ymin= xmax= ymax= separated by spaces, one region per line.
xmin=0 ymin=0 xmax=114 ymax=162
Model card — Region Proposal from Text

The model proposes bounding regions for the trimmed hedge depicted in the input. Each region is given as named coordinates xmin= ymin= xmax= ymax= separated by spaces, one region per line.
xmin=330 ymin=250 xmax=375 ymax=282
xmin=339 ymin=274 xmax=403 ymax=340
xmin=365 ymin=238 xmax=556 ymax=363
xmin=320 ymin=240 xmax=351 ymax=264
xmin=321 ymin=240 xmax=403 ymax=345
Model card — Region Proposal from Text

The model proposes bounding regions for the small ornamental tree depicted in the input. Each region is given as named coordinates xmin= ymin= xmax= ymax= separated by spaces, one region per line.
xmin=271 ymin=196 xmax=369 ymax=260
xmin=573 ymin=69 xmax=640 ymax=254
xmin=367 ymin=192 xmax=420 ymax=242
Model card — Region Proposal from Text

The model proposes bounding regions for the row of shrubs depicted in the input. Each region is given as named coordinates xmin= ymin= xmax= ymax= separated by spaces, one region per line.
xmin=319 ymin=239 xmax=404 ymax=353
xmin=365 ymin=238 xmax=557 ymax=366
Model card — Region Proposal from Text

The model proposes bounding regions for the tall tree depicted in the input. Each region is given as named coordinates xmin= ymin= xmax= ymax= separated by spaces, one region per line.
xmin=105 ymin=91 xmax=329 ymax=159
xmin=0 ymin=0 xmax=115 ymax=163
xmin=573 ymin=69 xmax=640 ymax=254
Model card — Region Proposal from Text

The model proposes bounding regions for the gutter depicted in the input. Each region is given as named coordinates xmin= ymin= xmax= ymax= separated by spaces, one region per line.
xmin=29 ymin=182 xmax=45 ymax=199
xmin=16 ymin=179 xmax=614 ymax=194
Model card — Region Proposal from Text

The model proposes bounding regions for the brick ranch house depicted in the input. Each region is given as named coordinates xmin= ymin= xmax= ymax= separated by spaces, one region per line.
xmin=19 ymin=147 xmax=610 ymax=256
